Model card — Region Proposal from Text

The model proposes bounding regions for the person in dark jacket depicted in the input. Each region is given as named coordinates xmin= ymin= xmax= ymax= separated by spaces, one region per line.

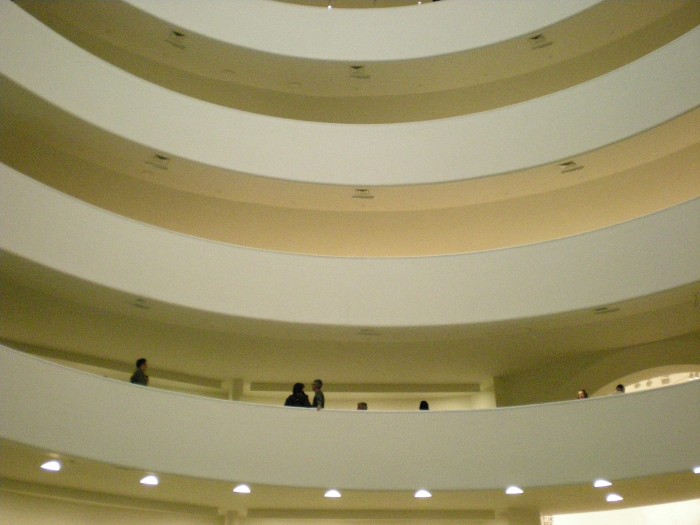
xmin=130 ymin=358 xmax=149 ymax=386
xmin=284 ymin=382 xmax=311 ymax=407
xmin=311 ymin=379 xmax=325 ymax=409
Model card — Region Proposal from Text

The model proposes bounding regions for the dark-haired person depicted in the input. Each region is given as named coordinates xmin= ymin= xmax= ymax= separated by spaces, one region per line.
xmin=311 ymin=379 xmax=325 ymax=409
xmin=130 ymin=358 xmax=149 ymax=386
xmin=284 ymin=383 xmax=311 ymax=408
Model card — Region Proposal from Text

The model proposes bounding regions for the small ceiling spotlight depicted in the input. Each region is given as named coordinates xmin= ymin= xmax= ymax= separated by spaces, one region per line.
xmin=592 ymin=305 xmax=620 ymax=315
xmin=140 ymin=475 xmax=159 ymax=486
xmin=352 ymin=188 xmax=374 ymax=199
xmin=349 ymin=65 xmax=370 ymax=80
xmin=414 ymin=489 xmax=432 ymax=498
xmin=606 ymin=493 xmax=624 ymax=503
xmin=324 ymin=489 xmax=342 ymax=498
xmin=505 ymin=486 xmax=524 ymax=495
xmin=129 ymin=297 xmax=151 ymax=310
xmin=593 ymin=479 xmax=612 ymax=488
xmin=40 ymin=460 xmax=62 ymax=472
xmin=146 ymin=154 xmax=170 ymax=171
xmin=166 ymin=30 xmax=186 ymax=49
xmin=558 ymin=160 xmax=584 ymax=174
xmin=233 ymin=484 xmax=251 ymax=494
xmin=529 ymin=33 xmax=553 ymax=49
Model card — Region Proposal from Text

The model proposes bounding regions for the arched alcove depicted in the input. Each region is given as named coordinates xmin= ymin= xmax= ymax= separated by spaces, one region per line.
xmin=596 ymin=365 xmax=700 ymax=396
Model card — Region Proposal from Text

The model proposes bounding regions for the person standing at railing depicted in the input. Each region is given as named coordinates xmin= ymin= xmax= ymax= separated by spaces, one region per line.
xmin=284 ymin=382 xmax=311 ymax=407
xmin=130 ymin=358 xmax=149 ymax=386
xmin=311 ymin=379 xmax=325 ymax=410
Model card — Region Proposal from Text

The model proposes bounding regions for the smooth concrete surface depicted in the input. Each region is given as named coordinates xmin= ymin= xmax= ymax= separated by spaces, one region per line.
xmin=1 ymin=346 xmax=698 ymax=491
xmin=123 ymin=0 xmax=601 ymax=61
xmin=2 ymin=2 xmax=698 ymax=185
xmin=2 ymin=166 xmax=699 ymax=326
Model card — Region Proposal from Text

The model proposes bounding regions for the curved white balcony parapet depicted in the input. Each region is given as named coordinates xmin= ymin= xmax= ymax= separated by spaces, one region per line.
xmin=124 ymin=0 xmax=601 ymax=61
xmin=1 ymin=346 xmax=698 ymax=491
xmin=2 ymin=1 xmax=699 ymax=186
xmin=2 ymin=167 xmax=699 ymax=327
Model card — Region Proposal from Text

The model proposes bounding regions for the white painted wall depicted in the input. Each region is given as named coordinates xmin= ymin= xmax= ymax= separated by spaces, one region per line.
xmin=1 ymin=347 xmax=698 ymax=492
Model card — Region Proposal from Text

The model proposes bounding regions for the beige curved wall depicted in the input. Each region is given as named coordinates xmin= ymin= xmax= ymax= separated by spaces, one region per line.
xmin=2 ymin=168 xmax=699 ymax=326
xmin=1 ymin=346 xmax=698 ymax=491
xmin=2 ymin=2 xmax=699 ymax=186
xmin=124 ymin=0 xmax=601 ymax=60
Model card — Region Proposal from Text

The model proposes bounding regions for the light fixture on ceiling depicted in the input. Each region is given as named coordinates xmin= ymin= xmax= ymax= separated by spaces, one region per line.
xmin=414 ymin=489 xmax=432 ymax=498
xmin=350 ymin=65 xmax=370 ymax=80
xmin=505 ymin=486 xmax=524 ymax=495
xmin=558 ymin=160 xmax=584 ymax=174
xmin=529 ymin=33 xmax=553 ymax=49
xmin=140 ymin=474 xmax=159 ymax=486
xmin=146 ymin=154 xmax=170 ymax=171
xmin=693 ymin=466 xmax=700 ymax=474
xmin=606 ymin=493 xmax=623 ymax=503
xmin=129 ymin=297 xmax=151 ymax=310
xmin=352 ymin=188 xmax=374 ymax=199
xmin=324 ymin=489 xmax=341 ymax=498
xmin=41 ymin=460 xmax=62 ymax=472
xmin=233 ymin=484 xmax=251 ymax=494
xmin=593 ymin=479 xmax=612 ymax=488
xmin=166 ymin=30 xmax=186 ymax=49
xmin=592 ymin=306 xmax=620 ymax=315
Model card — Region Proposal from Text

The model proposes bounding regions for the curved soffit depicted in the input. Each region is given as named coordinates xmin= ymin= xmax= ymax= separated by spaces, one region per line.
xmin=2 ymin=3 xmax=699 ymax=188
xmin=13 ymin=0 xmax=699 ymax=123
xmin=121 ymin=0 xmax=603 ymax=60
xmin=2 ymin=76 xmax=699 ymax=256
xmin=2 ymin=167 xmax=699 ymax=328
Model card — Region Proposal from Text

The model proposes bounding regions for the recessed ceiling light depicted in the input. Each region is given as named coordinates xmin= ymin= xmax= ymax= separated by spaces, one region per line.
xmin=233 ymin=484 xmax=251 ymax=494
xmin=505 ymin=486 xmax=524 ymax=495
xmin=146 ymin=154 xmax=170 ymax=171
xmin=166 ymin=30 xmax=186 ymax=49
xmin=592 ymin=306 xmax=620 ymax=315
xmin=606 ymin=493 xmax=623 ymax=503
xmin=129 ymin=297 xmax=151 ymax=310
xmin=324 ymin=489 xmax=341 ymax=498
xmin=529 ymin=33 xmax=553 ymax=49
xmin=140 ymin=475 xmax=159 ymax=486
xmin=41 ymin=460 xmax=61 ymax=472
xmin=414 ymin=489 xmax=432 ymax=498
xmin=349 ymin=65 xmax=370 ymax=80
xmin=558 ymin=160 xmax=584 ymax=173
xmin=594 ymin=479 xmax=612 ymax=488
